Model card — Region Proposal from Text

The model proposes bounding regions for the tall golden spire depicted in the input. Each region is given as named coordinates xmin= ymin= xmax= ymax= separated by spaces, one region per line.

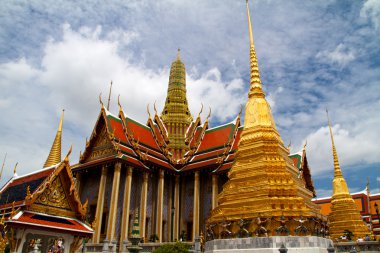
xmin=326 ymin=110 xmax=345 ymax=189
xmin=326 ymin=111 xmax=369 ymax=240
xmin=246 ymin=0 xmax=263 ymax=93
xmin=161 ymin=50 xmax=193 ymax=160
xmin=243 ymin=0 xmax=276 ymax=131
xmin=208 ymin=0 xmax=321 ymax=231
xmin=43 ymin=110 xmax=64 ymax=168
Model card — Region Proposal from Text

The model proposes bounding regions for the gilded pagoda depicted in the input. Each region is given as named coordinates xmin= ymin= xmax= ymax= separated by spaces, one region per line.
xmin=326 ymin=112 xmax=369 ymax=240
xmin=207 ymin=0 xmax=323 ymax=237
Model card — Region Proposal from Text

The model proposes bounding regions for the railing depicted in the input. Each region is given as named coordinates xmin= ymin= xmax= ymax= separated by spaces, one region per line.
xmin=335 ymin=241 xmax=380 ymax=252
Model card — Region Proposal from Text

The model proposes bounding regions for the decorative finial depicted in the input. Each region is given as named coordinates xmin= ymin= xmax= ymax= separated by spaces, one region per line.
xmin=99 ymin=93 xmax=104 ymax=107
xmin=64 ymin=145 xmax=73 ymax=162
xmin=198 ymin=103 xmax=204 ymax=118
xmin=117 ymin=94 xmax=123 ymax=113
xmin=13 ymin=162 xmax=18 ymax=176
xmin=238 ymin=104 xmax=243 ymax=117
xmin=303 ymin=140 xmax=307 ymax=150
xmin=58 ymin=109 xmax=64 ymax=132
xmin=177 ymin=48 xmax=181 ymax=60
xmin=207 ymin=107 xmax=212 ymax=120
xmin=0 ymin=153 xmax=6 ymax=180
xmin=107 ymin=81 xmax=113 ymax=110
xmin=153 ymin=101 xmax=158 ymax=116
xmin=246 ymin=0 xmax=254 ymax=47
xmin=287 ymin=140 xmax=291 ymax=151
xmin=147 ymin=103 xmax=151 ymax=119
xmin=26 ymin=185 xmax=31 ymax=199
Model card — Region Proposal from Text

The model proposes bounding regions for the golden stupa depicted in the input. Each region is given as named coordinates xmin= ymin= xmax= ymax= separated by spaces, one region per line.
xmin=326 ymin=111 xmax=369 ymax=240
xmin=208 ymin=1 xmax=322 ymax=236
xmin=43 ymin=110 xmax=64 ymax=168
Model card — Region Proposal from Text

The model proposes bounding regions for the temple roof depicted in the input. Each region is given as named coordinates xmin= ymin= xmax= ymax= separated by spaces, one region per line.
xmin=7 ymin=210 xmax=93 ymax=237
xmin=0 ymin=167 xmax=55 ymax=208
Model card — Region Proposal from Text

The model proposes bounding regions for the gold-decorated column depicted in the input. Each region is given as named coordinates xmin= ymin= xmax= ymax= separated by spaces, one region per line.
xmin=173 ymin=175 xmax=180 ymax=240
xmin=93 ymin=165 xmax=107 ymax=243
xmin=140 ymin=172 xmax=149 ymax=241
xmin=156 ymin=170 xmax=164 ymax=242
xmin=193 ymin=171 xmax=200 ymax=241
xmin=106 ymin=162 xmax=121 ymax=241
xmin=119 ymin=167 xmax=133 ymax=250
xmin=211 ymin=174 xmax=218 ymax=209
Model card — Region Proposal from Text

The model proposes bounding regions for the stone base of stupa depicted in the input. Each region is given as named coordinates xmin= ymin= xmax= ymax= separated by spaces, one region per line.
xmin=205 ymin=236 xmax=333 ymax=253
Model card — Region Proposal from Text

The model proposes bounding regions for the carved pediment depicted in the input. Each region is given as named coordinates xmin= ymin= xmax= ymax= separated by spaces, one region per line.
xmin=83 ymin=124 xmax=117 ymax=163
xmin=34 ymin=176 xmax=71 ymax=210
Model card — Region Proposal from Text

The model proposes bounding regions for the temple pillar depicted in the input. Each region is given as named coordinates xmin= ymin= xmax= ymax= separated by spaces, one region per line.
xmin=212 ymin=174 xmax=218 ymax=209
xmin=193 ymin=171 xmax=200 ymax=241
xmin=173 ymin=175 xmax=180 ymax=241
xmin=93 ymin=165 xmax=107 ymax=243
xmin=156 ymin=169 xmax=164 ymax=242
xmin=119 ymin=166 xmax=133 ymax=251
xmin=106 ymin=162 xmax=121 ymax=241
xmin=140 ymin=172 xmax=148 ymax=242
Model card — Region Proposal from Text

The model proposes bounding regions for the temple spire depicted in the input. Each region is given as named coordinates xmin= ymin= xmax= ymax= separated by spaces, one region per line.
xmin=246 ymin=0 xmax=263 ymax=94
xmin=326 ymin=110 xmax=343 ymax=178
xmin=326 ymin=110 xmax=369 ymax=240
xmin=43 ymin=110 xmax=64 ymax=168
xmin=107 ymin=81 xmax=113 ymax=110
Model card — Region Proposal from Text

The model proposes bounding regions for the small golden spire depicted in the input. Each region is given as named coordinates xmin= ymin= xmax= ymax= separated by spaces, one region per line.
xmin=43 ymin=110 xmax=64 ymax=168
xmin=107 ymin=81 xmax=113 ymax=110
xmin=326 ymin=110 xmax=343 ymax=178
xmin=246 ymin=0 xmax=263 ymax=93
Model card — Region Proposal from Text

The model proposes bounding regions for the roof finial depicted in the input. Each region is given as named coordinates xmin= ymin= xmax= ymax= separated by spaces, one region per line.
xmin=326 ymin=109 xmax=343 ymax=178
xmin=99 ymin=93 xmax=104 ymax=107
xmin=177 ymin=48 xmax=181 ymax=60
xmin=0 ymin=153 xmax=6 ymax=180
xmin=13 ymin=162 xmax=18 ymax=176
xmin=107 ymin=81 xmax=113 ymax=110
xmin=153 ymin=101 xmax=158 ymax=116
xmin=117 ymin=94 xmax=123 ymax=114
xmin=43 ymin=110 xmax=64 ymax=168
xmin=147 ymin=103 xmax=151 ymax=119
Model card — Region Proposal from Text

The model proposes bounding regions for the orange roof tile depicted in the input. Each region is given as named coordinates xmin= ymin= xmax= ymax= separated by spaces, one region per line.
xmin=197 ymin=123 xmax=235 ymax=153
xmin=8 ymin=211 xmax=93 ymax=236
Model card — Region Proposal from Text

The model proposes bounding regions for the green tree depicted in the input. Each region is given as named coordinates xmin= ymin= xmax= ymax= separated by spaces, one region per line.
xmin=152 ymin=242 xmax=190 ymax=253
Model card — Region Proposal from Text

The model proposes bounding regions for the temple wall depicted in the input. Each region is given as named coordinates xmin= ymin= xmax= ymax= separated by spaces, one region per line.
xmin=78 ymin=168 xmax=100 ymax=209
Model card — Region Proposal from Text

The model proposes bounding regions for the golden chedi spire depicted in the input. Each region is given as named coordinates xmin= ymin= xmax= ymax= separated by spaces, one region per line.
xmin=326 ymin=111 xmax=368 ymax=240
xmin=208 ymin=0 xmax=321 ymax=232
xmin=161 ymin=49 xmax=193 ymax=160
xmin=43 ymin=110 xmax=64 ymax=168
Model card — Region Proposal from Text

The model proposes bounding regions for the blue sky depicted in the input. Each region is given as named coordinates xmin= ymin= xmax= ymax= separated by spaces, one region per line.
xmin=0 ymin=0 xmax=379 ymax=197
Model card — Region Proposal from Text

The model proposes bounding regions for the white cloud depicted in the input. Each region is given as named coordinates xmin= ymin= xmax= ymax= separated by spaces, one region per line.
xmin=303 ymin=123 xmax=380 ymax=176
xmin=0 ymin=24 xmax=245 ymax=185
xmin=316 ymin=43 xmax=355 ymax=67
xmin=360 ymin=0 xmax=380 ymax=30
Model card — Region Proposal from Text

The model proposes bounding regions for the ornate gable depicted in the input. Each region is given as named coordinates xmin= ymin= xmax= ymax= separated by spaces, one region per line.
xmin=33 ymin=176 xmax=71 ymax=210
xmin=80 ymin=107 xmax=118 ymax=163
xmin=26 ymin=150 xmax=87 ymax=219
